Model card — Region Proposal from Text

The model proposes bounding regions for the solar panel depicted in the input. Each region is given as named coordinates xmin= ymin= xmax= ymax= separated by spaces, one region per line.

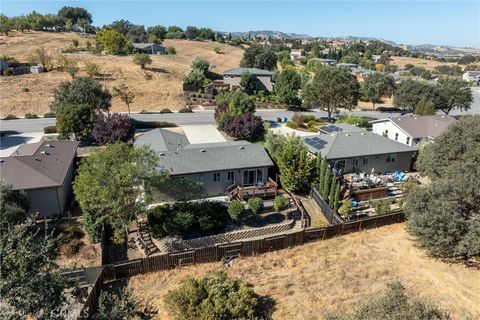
xmin=304 ymin=137 xmax=327 ymax=150
xmin=320 ymin=125 xmax=342 ymax=133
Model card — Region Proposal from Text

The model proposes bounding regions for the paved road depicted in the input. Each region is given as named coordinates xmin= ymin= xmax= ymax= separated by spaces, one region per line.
xmin=0 ymin=109 xmax=402 ymax=133
xmin=2 ymin=88 xmax=479 ymax=133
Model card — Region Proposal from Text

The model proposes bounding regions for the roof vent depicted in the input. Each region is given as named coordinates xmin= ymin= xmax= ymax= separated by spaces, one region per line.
xmin=45 ymin=143 xmax=53 ymax=147
xmin=346 ymin=134 xmax=350 ymax=137
xmin=40 ymin=151 xmax=49 ymax=155
xmin=361 ymin=132 xmax=366 ymax=136
xmin=0 ymin=159 xmax=4 ymax=163
xmin=239 ymin=146 xmax=245 ymax=150
xmin=159 ymin=153 xmax=165 ymax=156
xmin=34 ymin=157 xmax=41 ymax=161
xmin=414 ymin=117 xmax=418 ymax=120
xmin=200 ymin=149 xmax=207 ymax=153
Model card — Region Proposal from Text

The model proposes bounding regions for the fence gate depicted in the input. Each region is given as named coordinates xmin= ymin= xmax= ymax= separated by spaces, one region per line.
xmin=170 ymin=251 xmax=195 ymax=267
xmin=218 ymin=243 xmax=242 ymax=260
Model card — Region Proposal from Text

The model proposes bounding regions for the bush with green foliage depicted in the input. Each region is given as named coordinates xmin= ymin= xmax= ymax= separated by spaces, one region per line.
xmin=183 ymin=68 xmax=209 ymax=87
xmin=147 ymin=201 xmax=228 ymax=238
xmin=96 ymin=28 xmax=129 ymax=55
xmin=84 ymin=61 xmax=100 ymax=78
xmin=406 ymin=116 xmax=480 ymax=259
xmin=214 ymin=90 xmax=255 ymax=124
xmin=240 ymin=44 xmax=278 ymax=71
xmin=415 ymin=96 xmax=435 ymax=115
xmin=393 ymin=79 xmax=434 ymax=111
xmin=275 ymin=69 xmax=302 ymax=109
xmin=24 ymin=113 xmax=38 ymax=119
xmin=3 ymin=114 xmax=18 ymax=120
xmin=98 ymin=288 xmax=157 ymax=320
xmin=21 ymin=87 xmax=30 ymax=92
xmin=3 ymin=68 xmax=13 ymax=76
xmin=191 ymin=57 xmax=210 ymax=74
xmin=336 ymin=115 xmax=375 ymax=129
xmin=164 ymin=272 xmax=267 ymax=320
xmin=361 ymin=72 xmax=395 ymax=109
xmin=160 ymin=108 xmax=172 ymax=113
xmin=133 ymin=53 xmax=152 ymax=69
xmin=240 ymin=71 xmax=256 ymax=95
xmin=370 ymin=199 xmax=392 ymax=215
xmin=56 ymin=103 xmax=95 ymax=141
xmin=228 ymin=200 xmax=245 ymax=222
xmin=178 ymin=107 xmax=193 ymax=113
xmin=166 ymin=46 xmax=176 ymax=55
xmin=247 ymin=197 xmax=264 ymax=217
xmin=338 ymin=199 xmax=352 ymax=220
xmin=43 ymin=112 xmax=56 ymax=118
xmin=274 ymin=195 xmax=288 ymax=212
xmin=43 ymin=126 xmax=57 ymax=134
xmin=325 ymin=282 xmax=450 ymax=320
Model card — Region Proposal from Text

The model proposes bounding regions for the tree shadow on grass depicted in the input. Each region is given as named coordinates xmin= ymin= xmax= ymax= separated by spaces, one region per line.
xmin=145 ymin=67 xmax=169 ymax=74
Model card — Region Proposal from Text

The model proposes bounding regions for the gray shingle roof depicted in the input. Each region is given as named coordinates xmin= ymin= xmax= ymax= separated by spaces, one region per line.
xmin=370 ymin=115 xmax=456 ymax=139
xmin=223 ymin=67 xmax=274 ymax=76
xmin=0 ymin=141 xmax=79 ymax=190
xmin=303 ymin=131 xmax=417 ymax=159
xmin=316 ymin=123 xmax=366 ymax=134
xmin=135 ymin=128 xmax=188 ymax=152
xmin=134 ymin=129 xmax=273 ymax=175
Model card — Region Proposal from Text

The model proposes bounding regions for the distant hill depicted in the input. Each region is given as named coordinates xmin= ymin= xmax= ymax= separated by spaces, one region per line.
xmin=224 ymin=30 xmax=313 ymax=39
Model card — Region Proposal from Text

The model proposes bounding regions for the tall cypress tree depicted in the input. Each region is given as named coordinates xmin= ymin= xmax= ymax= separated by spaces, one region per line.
xmin=322 ymin=168 xmax=331 ymax=199
xmin=329 ymin=176 xmax=337 ymax=205
xmin=333 ymin=182 xmax=341 ymax=213
xmin=318 ymin=157 xmax=327 ymax=192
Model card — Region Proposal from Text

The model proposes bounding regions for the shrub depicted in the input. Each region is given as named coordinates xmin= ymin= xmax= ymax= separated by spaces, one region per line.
xmin=164 ymin=272 xmax=265 ymax=320
xmin=43 ymin=126 xmax=57 ymax=134
xmin=3 ymin=68 xmax=13 ymax=76
xmin=134 ymin=120 xmax=177 ymax=129
xmin=220 ymin=112 xmax=265 ymax=141
xmin=60 ymin=224 xmax=84 ymax=244
xmin=285 ymin=120 xmax=298 ymax=129
xmin=166 ymin=46 xmax=176 ymax=55
xmin=213 ymin=46 xmax=223 ymax=54
xmin=98 ymin=289 xmax=157 ymax=320
xmin=339 ymin=199 xmax=352 ymax=219
xmin=178 ymin=107 xmax=193 ymax=113
xmin=274 ymin=195 xmax=287 ymax=212
xmin=227 ymin=200 xmax=245 ymax=221
xmin=191 ymin=57 xmax=210 ymax=74
xmin=133 ymin=53 xmax=152 ymax=69
xmin=21 ymin=87 xmax=30 ymax=93
xmin=183 ymin=69 xmax=208 ymax=87
xmin=370 ymin=199 xmax=392 ymax=215
xmin=303 ymin=114 xmax=316 ymax=122
xmin=3 ymin=114 xmax=18 ymax=120
xmin=247 ymin=197 xmax=264 ymax=217
xmin=59 ymin=239 xmax=83 ymax=257
xmin=24 ymin=113 xmax=38 ymax=119
xmin=159 ymin=108 xmax=172 ymax=113
xmin=43 ymin=112 xmax=57 ymax=118
xmin=92 ymin=113 xmax=135 ymax=145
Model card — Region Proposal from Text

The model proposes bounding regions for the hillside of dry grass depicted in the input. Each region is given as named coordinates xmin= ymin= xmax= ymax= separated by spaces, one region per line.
xmin=0 ymin=31 xmax=243 ymax=117
xmin=128 ymin=223 xmax=480 ymax=320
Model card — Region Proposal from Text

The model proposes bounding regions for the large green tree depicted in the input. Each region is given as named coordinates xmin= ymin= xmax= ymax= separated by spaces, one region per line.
xmin=240 ymin=44 xmax=278 ymax=71
xmin=96 ymin=28 xmax=128 ymax=55
xmin=405 ymin=116 xmax=480 ymax=259
xmin=361 ymin=72 xmax=395 ymax=109
xmin=191 ymin=57 xmax=210 ymax=74
xmin=240 ymin=71 xmax=256 ymax=95
xmin=73 ymin=143 xmax=163 ymax=243
xmin=275 ymin=69 xmax=302 ymax=109
xmin=214 ymin=90 xmax=255 ymax=124
xmin=51 ymin=77 xmax=112 ymax=112
xmin=266 ymin=133 xmax=315 ymax=192
xmin=303 ymin=67 xmax=360 ymax=119
xmin=393 ymin=79 xmax=434 ymax=111
xmin=432 ymin=78 xmax=473 ymax=115
xmin=56 ymin=103 xmax=96 ymax=141
xmin=57 ymin=6 xmax=92 ymax=24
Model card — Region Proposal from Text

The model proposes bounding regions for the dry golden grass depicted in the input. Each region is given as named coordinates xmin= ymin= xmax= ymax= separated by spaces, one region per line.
xmin=0 ymin=31 xmax=243 ymax=117
xmin=390 ymin=56 xmax=456 ymax=69
xmin=128 ymin=223 xmax=480 ymax=320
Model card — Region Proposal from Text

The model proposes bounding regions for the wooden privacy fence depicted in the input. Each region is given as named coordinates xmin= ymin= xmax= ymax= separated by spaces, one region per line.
xmin=310 ymin=187 xmax=344 ymax=225
xmin=78 ymin=210 xmax=404 ymax=319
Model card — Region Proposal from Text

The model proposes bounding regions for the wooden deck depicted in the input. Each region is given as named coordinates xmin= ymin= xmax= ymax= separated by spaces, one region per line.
xmin=227 ymin=177 xmax=278 ymax=201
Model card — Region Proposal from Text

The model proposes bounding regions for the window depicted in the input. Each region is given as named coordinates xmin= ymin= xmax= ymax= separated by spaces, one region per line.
xmin=363 ymin=157 xmax=369 ymax=165
xmin=386 ymin=154 xmax=397 ymax=163
xmin=256 ymin=169 xmax=263 ymax=183
xmin=395 ymin=133 xmax=399 ymax=141
xmin=406 ymin=137 xmax=410 ymax=145
xmin=213 ymin=172 xmax=221 ymax=182
xmin=383 ymin=129 xmax=388 ymax=137
xmin=227 ymin=171 xmax=234 ymax=181
xmin=353 ymin=158 xmax=359 ymax=167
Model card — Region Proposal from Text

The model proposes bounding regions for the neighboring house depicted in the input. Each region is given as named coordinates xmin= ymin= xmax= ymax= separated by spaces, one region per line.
xmin=132 ymin=43 xmax=166 ymax=54
xmin=0 ymin=141 xmax=79 ymax=218
xmin=370 ymin=115 xmax=457 ymax=146
xmin=303 ymin=132 xmax=417 ymax=174
xmin=336 ymin=63 xmax=358 ymax=69
xmin=290 ymin=49 xmax=305 ymax=62
xmin=223 ymin=67 xmax=275 ymax=92
xmin=462 ymin=71 xmax=480 ymax=85
xmin=310 ymin=58 xmax=336 ymax=66
xmin=134 ymin=129 xmax=274 ymax=197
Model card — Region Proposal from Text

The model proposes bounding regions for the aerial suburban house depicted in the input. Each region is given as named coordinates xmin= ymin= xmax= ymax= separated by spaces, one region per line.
xmin=134 ymin=128 xmax=274 ymax=197
xmin=303 ymin=131 xmax=417 ymax=174
xmin=223 ymin=67 xmax=275 ymax=92
xmin=370 ymin=115 xmax=457 ymax=146
xmin=310 ymin=58 xmax=337 ymax=66
xmin=132 ymin=43 xmax=166 ymax=54
xmin=462 ymin=71 xmax=480 ymax=85
xmin=289 ymin=49 xmax=306 ymax=62
xmin=0 ymin=141 xmax=79 ymax=217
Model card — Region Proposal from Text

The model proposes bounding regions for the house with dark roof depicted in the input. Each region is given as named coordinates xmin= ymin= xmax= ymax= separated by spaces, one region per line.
xmin=303 ymin=131 xmax=417 ymax=174
xmin=134 ymin=129 xmax=274 ymax=197
xmin=0 ymin=141 xmax=79 ymax=217
xmin=132 ymin=43 xmax=165 ymax=54
xmin=223 ymin=67 xmax=275 ymax=92
xmin=370 ymin=115 xmax=457 ymax=146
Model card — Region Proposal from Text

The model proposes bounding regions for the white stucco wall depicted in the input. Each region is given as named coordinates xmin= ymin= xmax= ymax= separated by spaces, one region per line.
xmin=371 ymin=121 xmax=414 ymax=146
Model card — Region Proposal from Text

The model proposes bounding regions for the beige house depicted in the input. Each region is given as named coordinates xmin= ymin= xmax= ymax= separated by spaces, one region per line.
xmin=0 ymin=141 xmax=79 ymax=217
xmin=223 ymin=67 xmax=275 ymax=92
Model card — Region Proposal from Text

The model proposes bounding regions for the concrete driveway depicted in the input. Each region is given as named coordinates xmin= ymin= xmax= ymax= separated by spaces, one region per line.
xmin=0 ymin=132 xmax=44 ymax=157
xmin=181 ymin=125 xmax=226 ymax=144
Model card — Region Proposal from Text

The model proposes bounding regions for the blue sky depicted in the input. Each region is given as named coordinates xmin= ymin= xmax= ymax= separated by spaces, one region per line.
xmin=1 ymin=1 xmax=479 ymax=48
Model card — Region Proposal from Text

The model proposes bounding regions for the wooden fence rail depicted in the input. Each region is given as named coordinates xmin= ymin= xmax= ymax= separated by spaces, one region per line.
xmin=78 ymin=210 xmax=404 ymax=319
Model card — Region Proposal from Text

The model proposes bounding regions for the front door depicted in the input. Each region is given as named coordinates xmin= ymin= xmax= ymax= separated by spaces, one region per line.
xmin=243 ymin=170 xmax=256 ymax=186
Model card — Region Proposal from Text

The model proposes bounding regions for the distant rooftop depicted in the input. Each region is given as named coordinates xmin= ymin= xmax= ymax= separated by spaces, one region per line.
xmin=316 ymin=123 xmax=366 ymax=134
xmin=223 ymin=67 xmax=274 ymax=76
xmin=303 ymin=131 xmax=417 ymax=159
xmin=132 ymin=43 xmax=164 ymax=49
